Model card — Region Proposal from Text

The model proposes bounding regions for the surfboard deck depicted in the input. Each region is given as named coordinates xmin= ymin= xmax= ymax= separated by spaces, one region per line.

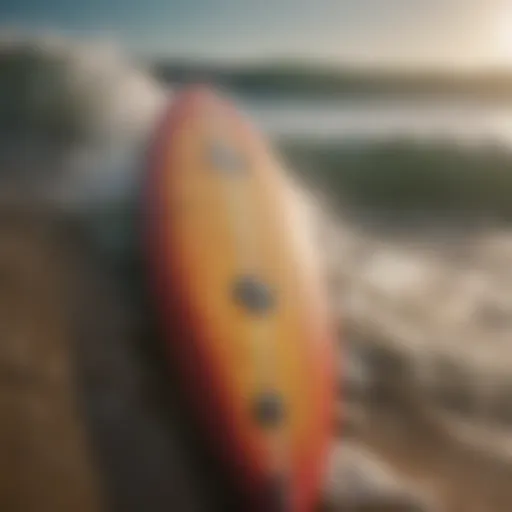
xmin=145 ymin=86 xmax=335 ymax=512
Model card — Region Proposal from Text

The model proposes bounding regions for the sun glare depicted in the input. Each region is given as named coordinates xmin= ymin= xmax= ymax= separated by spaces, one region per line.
xmin=495 ymin=7 xmax=512 ymax=66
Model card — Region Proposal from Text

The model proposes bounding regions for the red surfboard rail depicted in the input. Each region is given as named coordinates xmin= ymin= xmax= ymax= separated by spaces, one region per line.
xmin=144 ymin=85 xmax=336 ymax=512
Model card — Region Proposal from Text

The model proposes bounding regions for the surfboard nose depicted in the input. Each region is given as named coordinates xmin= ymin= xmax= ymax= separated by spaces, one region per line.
xmin=177 ymin=83 xmax=217 ymax=107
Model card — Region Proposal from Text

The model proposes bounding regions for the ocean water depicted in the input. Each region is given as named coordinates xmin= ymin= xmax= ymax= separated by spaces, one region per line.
xmin=236 ymin=94 xmax=512 ymax=145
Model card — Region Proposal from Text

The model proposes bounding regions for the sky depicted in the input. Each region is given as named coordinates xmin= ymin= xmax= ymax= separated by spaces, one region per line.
xmin=1 ymin=0 xmax=512 ymax=69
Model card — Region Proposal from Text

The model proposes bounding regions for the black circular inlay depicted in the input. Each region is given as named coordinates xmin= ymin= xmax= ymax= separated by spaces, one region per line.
xmin=232 ymin=275 xmax=275 ymax=314
xmin=209 ymin=140 xmax=246 ymax=174
xmin=253 ymin=391 xmax=285 ymax=427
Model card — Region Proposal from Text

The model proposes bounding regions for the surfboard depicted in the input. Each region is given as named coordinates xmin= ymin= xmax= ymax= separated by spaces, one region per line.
xmin=145 ymin=85 xmax=335 ymax=512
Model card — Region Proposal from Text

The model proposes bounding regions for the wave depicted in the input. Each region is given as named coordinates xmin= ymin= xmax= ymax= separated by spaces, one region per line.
xmin=282 ymin=138 xmax=512 ymax=229
xmin=0 ymin=31 xmax=168 ymax=211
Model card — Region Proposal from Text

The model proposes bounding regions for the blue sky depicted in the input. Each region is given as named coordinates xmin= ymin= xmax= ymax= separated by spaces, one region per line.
xmin=0 ymin=0 xmax=510 ymax=68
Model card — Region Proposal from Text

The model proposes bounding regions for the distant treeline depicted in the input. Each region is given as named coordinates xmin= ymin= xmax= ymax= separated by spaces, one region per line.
xmin=150 ymin=59 xmax=512 ymax=101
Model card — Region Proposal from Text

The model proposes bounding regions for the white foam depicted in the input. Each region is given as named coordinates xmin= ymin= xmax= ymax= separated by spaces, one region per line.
xmin=0 ymin=30 xmax=169 ymax=211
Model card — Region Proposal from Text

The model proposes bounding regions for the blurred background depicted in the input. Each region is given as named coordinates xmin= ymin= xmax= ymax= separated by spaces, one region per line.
xmin=3 ymin=1 xmax=512 ymax=511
